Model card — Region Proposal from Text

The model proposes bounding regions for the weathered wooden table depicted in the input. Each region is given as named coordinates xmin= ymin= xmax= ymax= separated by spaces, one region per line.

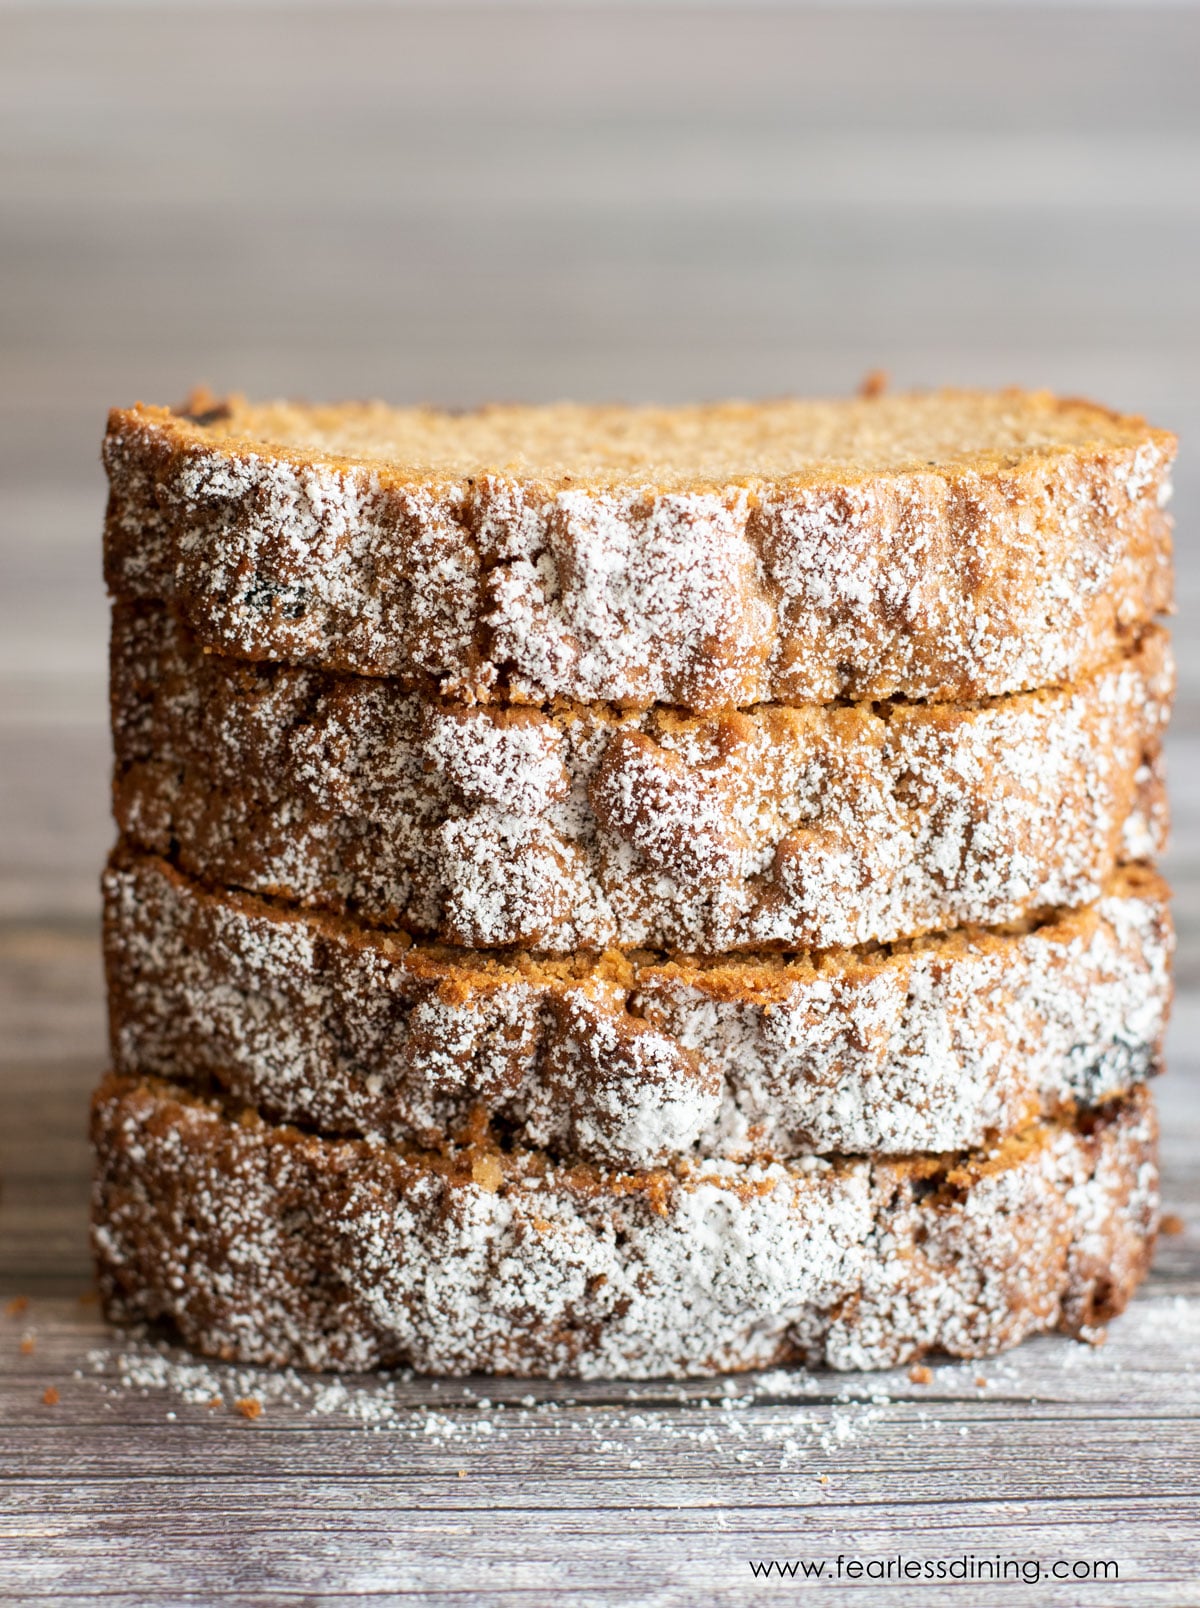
xmin=3 ymin=6 xmax=1199 ymax=1602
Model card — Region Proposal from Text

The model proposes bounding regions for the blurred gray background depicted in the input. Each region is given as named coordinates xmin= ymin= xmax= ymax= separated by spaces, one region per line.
xmin=2 ymin=0 xmax=1197 ymax=958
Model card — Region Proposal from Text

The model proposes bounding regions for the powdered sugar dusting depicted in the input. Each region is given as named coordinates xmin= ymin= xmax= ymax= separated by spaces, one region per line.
xmin=90 ymin=1076 xmax=1159 ymax=1378
xmin=111 ymin=605 xmax=1173 ymax=954
xmin=102 ymin=399 xmax=1175 ymax=708
xmin=106 ymin=852 xmax=1171 ymax=1169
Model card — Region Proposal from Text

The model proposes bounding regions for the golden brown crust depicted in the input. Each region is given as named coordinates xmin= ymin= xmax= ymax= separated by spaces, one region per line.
xmin=105 ymin=849 xmax=1172 ymax=1169
xmin=103 ymin=391 xmax=1175 ymax=708
xmin=111 ymin=389 xmax=1174 ymax=493
xmin=111 ymin=602 xmax=1172 ymax=953
xmin=90 ymin=1074 xmax=1159 ymax=1377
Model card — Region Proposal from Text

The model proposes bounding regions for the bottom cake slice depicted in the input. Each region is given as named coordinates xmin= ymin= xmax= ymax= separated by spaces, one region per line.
xmin=92 ymin=1075 xmax=1159 ymax=1379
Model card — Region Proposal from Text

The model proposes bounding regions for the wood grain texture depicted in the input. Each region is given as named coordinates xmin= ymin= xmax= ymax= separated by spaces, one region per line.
xmin=2 ymin=3 xmax=1199 ymax=1602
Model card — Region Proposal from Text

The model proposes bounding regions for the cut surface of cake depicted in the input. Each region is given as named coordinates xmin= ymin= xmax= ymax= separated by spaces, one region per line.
xmin=106 ymin=849 xmax=1171 ymax=1170
xmin=103 ymin=390 xmax=1175 ymax=707
xmin=92 ymin=1074 xmax=1159 ymax=1379
xmin=111 ymin=601 xmax=1172 ymax=952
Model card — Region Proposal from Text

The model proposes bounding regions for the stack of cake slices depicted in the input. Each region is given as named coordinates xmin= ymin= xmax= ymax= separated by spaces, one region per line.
xmin=93 ymin=390 xmax=1175 ymax=1378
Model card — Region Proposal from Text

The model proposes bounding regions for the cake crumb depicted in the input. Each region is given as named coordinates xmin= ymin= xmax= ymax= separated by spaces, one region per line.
xmin=858 ymin=369 xmax=888 ymax=399
xmin=908 ymin=1365 xmax=933 ymax=1385
xmin=6 ymin=1296 xmax=29 ymax=1317
xmin=975 ymin=1377 xmax=989 ymax=1389
xmin=20 ymin=1335 xmax=35 ymax=1355
xmin=1160 ymin=1213 xmax=1185 ymax=1237
xmin=42 ymin=1386 xmax=59 ymax=1406
xmin=234 ymin=1396 xmax=262 ymax=1421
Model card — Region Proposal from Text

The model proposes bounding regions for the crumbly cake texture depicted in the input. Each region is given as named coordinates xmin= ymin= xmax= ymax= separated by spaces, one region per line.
xmin=91 ymin=1074 xmax=1159 ymax=1377
xmin=111 ymin=603 xmax=1172 ymax=953
xmin=102 ymin=392 xmax=1175 ymax=708
xmin=106 ymin=850 xmax=1172 ymax=1169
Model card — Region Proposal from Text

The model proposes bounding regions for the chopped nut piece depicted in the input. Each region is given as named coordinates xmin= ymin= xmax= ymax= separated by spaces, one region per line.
xmin=471 ymin=1154 xmax=504 ymax=1193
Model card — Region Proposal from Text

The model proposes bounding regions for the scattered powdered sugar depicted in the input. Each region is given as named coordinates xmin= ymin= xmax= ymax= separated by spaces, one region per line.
xmin=78 ymin=1334 xmax=904 ymax=1460
xmin=73 ymin=1294 xmax=1196 ymax=1465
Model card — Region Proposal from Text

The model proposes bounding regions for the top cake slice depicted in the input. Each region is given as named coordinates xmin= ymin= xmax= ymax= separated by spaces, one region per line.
xmin=104 ymin=390 xmax=1174 ymax=709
